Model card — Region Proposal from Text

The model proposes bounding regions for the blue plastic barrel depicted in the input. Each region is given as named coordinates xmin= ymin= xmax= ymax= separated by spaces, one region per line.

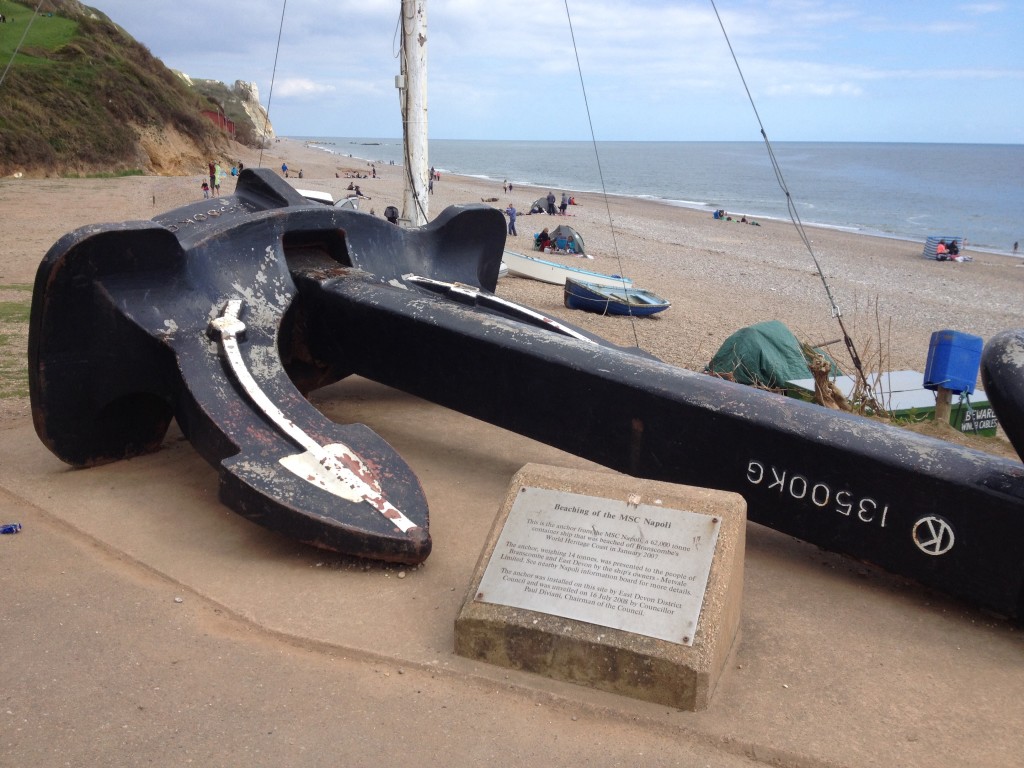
xmin=923 ymin=330 xmax=984 ymax=394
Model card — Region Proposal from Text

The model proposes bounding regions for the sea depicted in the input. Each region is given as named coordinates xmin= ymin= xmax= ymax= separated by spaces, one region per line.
xmin=295 ymin=137 xmax=1023 ymax=256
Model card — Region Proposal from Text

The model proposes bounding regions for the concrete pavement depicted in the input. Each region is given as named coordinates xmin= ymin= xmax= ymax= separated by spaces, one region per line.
xmin=2 ymin=377 xmax=1021 ymax=767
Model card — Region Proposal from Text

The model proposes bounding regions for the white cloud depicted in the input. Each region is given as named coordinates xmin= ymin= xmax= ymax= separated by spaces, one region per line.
xmin=274 ymin=79 xmax=336 ymax=99
xmin=958 ymin=2 xmax=1005 ymax=14
xmin=86 ymin=0 xmax=1024 ymax=142
xmin=764 ymin=80 xmax=864 ymax=97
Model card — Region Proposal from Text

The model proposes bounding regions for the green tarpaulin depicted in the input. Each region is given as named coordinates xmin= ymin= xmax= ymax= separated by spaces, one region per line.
xmin=707 ymin=320 xmax=825 ymax=388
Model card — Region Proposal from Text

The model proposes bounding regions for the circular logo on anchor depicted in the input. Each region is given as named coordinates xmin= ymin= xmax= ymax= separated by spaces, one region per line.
xmin=912 ymin=515 xmax=955 ymax=556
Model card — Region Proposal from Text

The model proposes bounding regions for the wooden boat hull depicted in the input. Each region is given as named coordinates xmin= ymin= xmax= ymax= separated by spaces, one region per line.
xmin=564 ymin=278 xmax=670 ymax=316
xmin=502 ymin=250 xmax=631 ymax=288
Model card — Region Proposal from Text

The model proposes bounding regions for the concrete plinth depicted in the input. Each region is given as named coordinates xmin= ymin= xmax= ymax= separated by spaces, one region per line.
xmin=455 ymin=463 xmax=746 ymax=710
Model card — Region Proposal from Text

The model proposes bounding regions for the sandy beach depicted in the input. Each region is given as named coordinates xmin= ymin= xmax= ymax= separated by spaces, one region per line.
xmin=3 ymin=137 xmax=1022 ymax=435
xmin=2 ymin=137 xmax=1023 ymax=767
xmin=267 ymin=139 xmax=1024 ymax=375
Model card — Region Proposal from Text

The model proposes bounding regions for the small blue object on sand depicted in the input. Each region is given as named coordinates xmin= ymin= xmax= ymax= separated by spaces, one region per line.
xmin=1 ymin=523 xmax=22 ymax=534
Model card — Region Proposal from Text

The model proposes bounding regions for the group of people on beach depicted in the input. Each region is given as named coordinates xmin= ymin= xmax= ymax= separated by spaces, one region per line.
xmin=547 ymin=191 xmax=572 ymax=215
xmin=935 ymin=238 xmax=963 ymax=261
xmin=504 ymin=188 xmax=579 ymax=236
xmin=346 ymin=182 xmax=369 ymax=198
xmin=713 ymin=209 xmax=760 ymax=226
xmin=524 ymin=192 xmax=576 ymax=216
xmin=202 ymin=160 xmax=244 ymax=198
xmin=499 ymin=186 xmax=580 ymax=237
xmin=532 ymin=227 xmax=580 ymax=254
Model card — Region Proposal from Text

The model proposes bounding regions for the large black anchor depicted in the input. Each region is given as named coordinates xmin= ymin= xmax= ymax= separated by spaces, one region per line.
xmin=29 ymin=169 xmax=1024 ymax=619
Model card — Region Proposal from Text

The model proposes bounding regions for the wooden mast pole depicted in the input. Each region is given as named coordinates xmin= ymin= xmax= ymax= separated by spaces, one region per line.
xmin=399 ymin=0 xmax=428 ymax=225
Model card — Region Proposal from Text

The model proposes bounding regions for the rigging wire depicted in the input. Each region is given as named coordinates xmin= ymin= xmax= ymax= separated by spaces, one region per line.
xmin=257 ymin=0 xmax=289 ymax=169
xmin=563 ymin=0 xmax=641 ymax=346
xmin=0 ymin=1 xmax=46 ymax=90
xmin=709 ymin=0 xmax=867 ymax=385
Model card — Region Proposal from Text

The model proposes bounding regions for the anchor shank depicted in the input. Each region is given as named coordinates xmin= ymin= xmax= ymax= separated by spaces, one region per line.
xmin=291 ymin=269 xmax=1024 ymax=618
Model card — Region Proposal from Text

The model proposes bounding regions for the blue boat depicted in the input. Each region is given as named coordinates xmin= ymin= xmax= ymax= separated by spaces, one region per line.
xmin=563 ymin=278 xmax=671 ymax=316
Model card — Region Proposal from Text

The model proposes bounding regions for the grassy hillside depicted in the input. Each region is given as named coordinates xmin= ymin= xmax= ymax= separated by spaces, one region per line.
xmin=0 ymin=0 xmax=230 ymax=176
xmin=0 ymin=284 xmax=31 ymax=401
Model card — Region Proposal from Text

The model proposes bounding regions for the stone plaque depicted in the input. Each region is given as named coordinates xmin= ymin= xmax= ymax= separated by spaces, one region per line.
xmin=456 ymin=464 xmax=746 ymax=710
xmin=475 ymin=487 xmax=721 ymax=645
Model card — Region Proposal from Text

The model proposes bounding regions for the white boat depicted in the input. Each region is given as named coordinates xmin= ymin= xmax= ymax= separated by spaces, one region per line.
xmin=501 ymin=250 xmax=631 ymax=289
xmin=294 ymin=188 xmax=360 ymax=210
xmin=295 ymin=187 xmax=334 ymax=205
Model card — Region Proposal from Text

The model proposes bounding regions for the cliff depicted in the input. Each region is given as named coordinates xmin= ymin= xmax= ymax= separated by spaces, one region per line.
xmin=0 ymin=0 xmax=273 ymax=177
xmin=178 ymin=75 xmax=276 ymax=148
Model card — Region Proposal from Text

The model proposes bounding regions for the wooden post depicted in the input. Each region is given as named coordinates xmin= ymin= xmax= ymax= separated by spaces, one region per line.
xmin=935 ymin=386 xmax=952 ymax=426
xmin=399 ymin=0 xmax=428 ymax=226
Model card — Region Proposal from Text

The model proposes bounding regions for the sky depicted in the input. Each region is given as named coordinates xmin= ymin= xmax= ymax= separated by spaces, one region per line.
xmin=83 ymin=0 xmax=1023 ymax=143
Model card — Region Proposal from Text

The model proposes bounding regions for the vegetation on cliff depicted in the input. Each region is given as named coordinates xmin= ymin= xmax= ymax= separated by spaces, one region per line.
xmin=187 ymin=77 xmax=271 ymax=150
xmin=0 ymin=1 xmax=262 ymax=176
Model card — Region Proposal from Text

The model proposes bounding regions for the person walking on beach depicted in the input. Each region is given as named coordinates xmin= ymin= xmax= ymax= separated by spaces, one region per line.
xmin=214 ymin=162 xmax=224 ymax=196
xmin=505 ymin=203 xmax=518 ymax=236
xmin=281 ymin=162 xmax=289 ymax=178
xmin=559 ymin=192 xmax=568 ymax=216
xmin=546 ymin=191 xmax=556 ymax=215
xmin=208 ymin=161 xmax=216 ymax=194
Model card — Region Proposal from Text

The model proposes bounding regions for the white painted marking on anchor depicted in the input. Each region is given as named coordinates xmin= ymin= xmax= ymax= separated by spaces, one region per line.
xmin=912 ymin=516 xmax=955 ymax=556
xmin=209 ymin=299 xmax=418 ymax=532
xmin=403 ymin=273 xmax=598 ymax=343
